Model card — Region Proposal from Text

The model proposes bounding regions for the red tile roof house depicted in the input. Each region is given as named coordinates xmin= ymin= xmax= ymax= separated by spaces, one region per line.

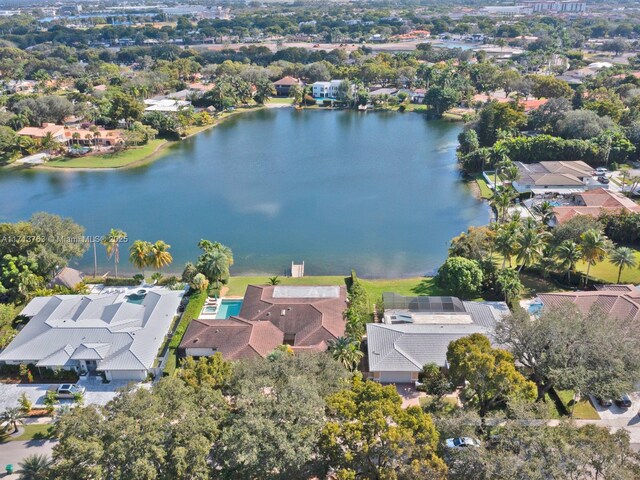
xmin=273 ymin=76 xmax=304 ymax=97
xmin=179 ymin=285 xmax=347 ymax=360
xmin=551 ymin=188 xmax=640 ymax=225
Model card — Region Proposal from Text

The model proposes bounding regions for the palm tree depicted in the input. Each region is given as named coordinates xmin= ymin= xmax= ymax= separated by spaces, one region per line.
xmin=532 ymin=201 xmax=555 ymax=226
xmin=580 ymin=229 xmax=610 ymax=288
xmin=268 ymin=276 xmax=281 ymax=286
xmin=328 ymin=337 xmax=364 ymax=371
xmin=71 ymin=132 xmax=80 ymax=146
xmin=39 ymin=132 xmax=57 ymax=152
xmin=495 ymin=227 xmax=516 ymax=268
xmin=129 ymin=240 xmax=152 ymax=277
xmin=491 ymin=190 xmax=513 ymax=223
xmin=18 ymin=454 xmax=51 ymax=480
xmin=9 ymin=112 xmax=29 ymax=131
xmin=1 ymin=407 xmax=23 ymax=433
xmin=102 ymin=229 xmax=127 ymax=279
xmin=149 ymin=240 xmax=173 ymax=270
xmin=555 ymin=240 xmax=582 ymax=285
xmin=198 ymin=250 xmax=229 ymax=288
xmin=610 ymin=246 xmax=637 ymax=284
xmin=501 ymin=163 xmax=520 ymax=185
xmin=515 ymin=227 xmax=549 ymax=272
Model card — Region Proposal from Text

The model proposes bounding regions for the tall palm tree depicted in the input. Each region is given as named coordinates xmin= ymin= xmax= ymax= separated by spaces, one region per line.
xmin=491 ymin=190 xmax=513 ymax=223
xmin=198 ymin=250 xmax=229 ymax=288
xmin=515 ymin=227 xmax=549 ymax=272
xmin=610 ymin=246 xmax=637 ymax=284
xmin=18 ymin=454 xmax=51 ymax=480
xmin=150 ymin=240 xmax=173 ymax=270
xmin=495 ymin=227 xmax=517 ymax=268
xmin=1 ymin=407 xmax=23 ymax=433
xmin=128 ymin=240 xmax=152 ymax=277
xmin=328 ymin=337 xmax=364 ymax=371
xmin=555 ymin=240 xmax=582 ymax=285
xmin=532 ymin=200 xmax=555 ymax=227
xmin=580 ymin=229 xmax=610 ymax=288
xmin=102 ymin=229 xmax=127 ymax=279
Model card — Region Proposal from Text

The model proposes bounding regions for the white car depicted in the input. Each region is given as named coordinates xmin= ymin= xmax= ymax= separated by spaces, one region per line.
xmin=595 ymin=167 xmax=608 ymax=175
xmin=445 ymin=437 xmax=481 ymax=449
xmin=48 ymin=384 xmax=86 ymax=399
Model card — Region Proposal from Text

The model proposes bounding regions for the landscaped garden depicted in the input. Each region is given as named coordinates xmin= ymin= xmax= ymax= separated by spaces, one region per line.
xmin=43 ymin=139 xmax=167 ymax=168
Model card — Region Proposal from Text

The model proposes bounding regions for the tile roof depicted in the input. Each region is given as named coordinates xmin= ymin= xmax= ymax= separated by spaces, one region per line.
xmin=515 ymin=161 xmax=593 ymax=187
xmin=552 ymin=188 xmax=640 ymax=224
xmin=538 ymin=288 xmax=640 ymax=323
xmin=368 ymin=297 xmax=508 ymax=372
xmin=179 ymin=285 xmax=347 ymax=359
xmin=0 ymin=289 xmax=183 ymax=373
xmin=17 ymin=123 xmax=65 ymax=138
xmin=274 ymin=76 xmax=303 ymax=86
xmin=50 ymin=267 xmax=84 ymax=289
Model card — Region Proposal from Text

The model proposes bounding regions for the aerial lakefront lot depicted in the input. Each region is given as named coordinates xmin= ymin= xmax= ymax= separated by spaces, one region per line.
xmin=0 ymin=108 xmax=489 ymax=278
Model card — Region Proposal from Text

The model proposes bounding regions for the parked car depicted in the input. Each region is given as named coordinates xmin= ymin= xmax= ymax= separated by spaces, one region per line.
xmin=595 ymin=167 xmax=608 ymax=174
xmin=615 ymin=394 xmax=632 ymax=408
xmin=598 ymin=176 xmax=610 ymax=184
xmin=48 ymin=384 xmax=85 ymax=399
xmin=597 ymin=397 xmax=613 ymax=407
xmin=445 ymin=437 xmax=481 ymax=449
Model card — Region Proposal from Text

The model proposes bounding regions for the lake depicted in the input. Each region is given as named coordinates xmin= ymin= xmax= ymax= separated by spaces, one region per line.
xmin=0 ymin=108 xmax=490 ymax=278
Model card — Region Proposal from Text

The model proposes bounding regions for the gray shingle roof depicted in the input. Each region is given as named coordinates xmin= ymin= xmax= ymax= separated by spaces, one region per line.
xmin=0 ymin=289 xmax=183 ymax=373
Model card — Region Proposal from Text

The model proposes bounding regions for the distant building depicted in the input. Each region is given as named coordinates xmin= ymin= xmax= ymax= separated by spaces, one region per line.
xmin=312 ymin=80 xmax=352 ymax=99
xmin=273 ymin=76 xmax=304 ymax=97
xmin=522 ymin=1 xmax=586 ymax=13
xmin=144 ymin=98 xmax=191 ymax=112
xmin=367 ymin=294 xmax=508 ymax=383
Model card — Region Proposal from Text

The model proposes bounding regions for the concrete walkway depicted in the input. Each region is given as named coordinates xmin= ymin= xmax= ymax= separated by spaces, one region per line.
xmin=0 ymin=439 xmax=57 ymax=478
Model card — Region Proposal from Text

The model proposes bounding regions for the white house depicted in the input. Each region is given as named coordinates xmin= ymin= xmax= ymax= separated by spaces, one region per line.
xmin=312 ymin=80 xmax=352 ymax=99
xmin=0 ymin=288 xmax=184 ymax=381
xmin=512 ymin=161 xmax=606 ymax=195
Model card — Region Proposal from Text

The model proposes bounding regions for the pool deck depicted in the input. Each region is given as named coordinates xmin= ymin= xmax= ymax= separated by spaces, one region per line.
xmin=198 ymin=297 xmax=244 ymax=320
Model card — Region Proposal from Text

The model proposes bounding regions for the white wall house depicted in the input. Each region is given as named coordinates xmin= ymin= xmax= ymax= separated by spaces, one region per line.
xmin=312 ymin=80 xmax=353 ymax=99
xmin=0 ymin=288 xmax=184 ymax=381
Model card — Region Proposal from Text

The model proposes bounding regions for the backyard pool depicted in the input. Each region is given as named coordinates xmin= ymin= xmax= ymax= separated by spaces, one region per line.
xmin=216 ymin=299 xmax=243 ymax=319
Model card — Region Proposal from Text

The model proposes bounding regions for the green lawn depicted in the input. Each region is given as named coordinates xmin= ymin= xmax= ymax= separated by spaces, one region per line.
xmin=469 ymin=173 xmax=494 ymax=199
xmin=556 ymin=390 xmax=600 ymax=420
xmin=225 ymin=276 xmax=443 ymax=312
xmin=576 ymin=248 xmax=640 ymax=284
xmin=43 ymin=139 xmax=167 ymax=168
xmin=0 ymin=423 xmax=55 ymax=443
xmin=164 ymin=291 xmax=207 ymax=376
xmin=268 ymin=97 xmax=294 ymax=104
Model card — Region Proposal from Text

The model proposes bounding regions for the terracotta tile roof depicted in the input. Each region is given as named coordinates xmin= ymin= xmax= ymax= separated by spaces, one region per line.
xmin=18 ymin=123 xmax=65 ymax=138
xmin=552 ymin=189 xmax=640 ymax=224
xmin=179 ymin=285 xmax=347 ymax=360
xmin=274 ymin=76 xmax=303 ymax=86
xmin=538 ymin=288 xmax=640 ymax=323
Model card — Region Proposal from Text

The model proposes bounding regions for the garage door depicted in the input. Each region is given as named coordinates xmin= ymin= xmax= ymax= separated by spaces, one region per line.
xmin=378 ymin=371 xmax=414 ymax=384
xmin=108 ymin=370 xmax=146 ymax=381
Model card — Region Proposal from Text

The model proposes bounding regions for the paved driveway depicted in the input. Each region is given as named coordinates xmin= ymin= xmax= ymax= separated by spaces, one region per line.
xmin=589 ymin=392 xmax=640 ymax=421
xmin=0 ymin=439 xmax=57 ymax=477
xmin=0 ymin=378 xmax=137 ymax=411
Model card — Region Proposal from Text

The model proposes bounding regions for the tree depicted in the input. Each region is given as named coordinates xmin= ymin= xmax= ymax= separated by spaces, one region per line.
xmin=254 ymin=79 xmax=275 ymax=104
xmin=530 ymin=75 xmax=573 ymax=99
xmin=448 ymin=226 xmax=495 ymax=262
xmin=289 ymin=84 xmax=304 ymax=105
xmin=425 ymin=85 xmax=460 ymax=117
xmin=580 ymin=229 xmax=611 ymax=287
xmin=101 ymin=228 xmax=127 ymax=278
xmin=128 ymin=240 xmax=152 ymax=277
xmin=0 ymin=407 xmax=24 ymax=433
xmin=107 ymin=92 xmax=143 ymax=127
xmin=435 ymin=257 xmax=483 ymax=299
xmin=197 ymin=249 xmax=229 ymax=288
xmin=327 ymin=336 xmax=363 ymax=371
xmin=556 ymin=109 xmax=615 ymax=140
xmin=419 ymin=362 xmax=452 ymax=399
xmin=496 ymin=304 xmax=640 ymax=401
xmin=495 ymin=226 xmax=517 ymax=268
xmin=267 ymin=276 xmax=280 ymax=285
xmin=18 ymin=392 xmax=31 ymax=414
xmin=177 ymin=353 xmax=232 ymax=389
xmin=191 ymin=272 xmax=209 ymax=292
xmin=319 ymin=376 xmax=447 ymax=479
xmin=555 ymin=240 xmax=582 ymax=285
xmin=515 ymin=223 xmax=549 ymax=272
xmin=474 ymin=101 xmax=527 ymax=147
xmin=496 ymin=268 xmax=523 ymax=304
xmin=532 ymin=201 xmax=555 ymax=226
xmin=610 ymin=246 xmax=637 ymax=283
xmin=29 ymin=212 xmax=88 ymax=274
xmin=149 ymin=240 xmax=172 ymax=270
xmin=447 ymin=334 xmax=536 ymax=418
xmin=18 ymin=454 xmax=51 ymax=480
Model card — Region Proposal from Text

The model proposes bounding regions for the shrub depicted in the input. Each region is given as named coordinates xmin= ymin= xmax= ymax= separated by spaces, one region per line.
xmin=435 ymin=257 xmax=483 ymax=299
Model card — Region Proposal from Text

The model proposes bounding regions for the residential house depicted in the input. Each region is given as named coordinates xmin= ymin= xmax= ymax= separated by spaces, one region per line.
xmin=144 ymin=98 xmax=192 ymax=112
xmin=17 ymin=123 xmax=66 ymax=142
xmin=179 ymin=285 xmax=347 ymax=360
xmin=512 ymin=160 xmax=605 ymax=195
xmin=49 ymin=267 xmax=84 ymax=290
xmin=366 ymin=294 xmax=508 ymax=384
xmin=312 ymin=80 xmax=352 ymax=99
xmin=64 ymin=127 xmax=124 ymax=146
xmin=273 ymin=76 xmax=304 ymax=97
xmin=550 ymin=188 xmax=640 ymax=225
xmin=0 ymin=288 xmax=184 ymax=381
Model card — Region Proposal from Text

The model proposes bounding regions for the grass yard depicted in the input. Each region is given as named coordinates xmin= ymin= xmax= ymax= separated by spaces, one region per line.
xmin=44 ymin=139 xmax=167 ymax=168
xmin=225 ymin=276 xmax=444 ymax=312
xmin=0 ymin=423 xmax=55 ymax=443
xmin=469 ymin=173 xmax=494 ymax=199
xmin=556 ymin=390 xmax=600 ymax=420
xmin=164 ymin=291 xmax=207 ymax=376
xmin=575 ymin=247 xmax=640 ymax=284
xmin=268 ymin=97 xmax=294 ymax=104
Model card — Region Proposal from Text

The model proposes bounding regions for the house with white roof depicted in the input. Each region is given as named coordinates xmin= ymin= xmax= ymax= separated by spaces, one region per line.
xmin=0 ymin=288 xmax=183 ymax=381
xmin=312 ymin=80 xmax=353 ymax=99
xmin=366 ymin=294 xmax=508 ymax=384
xmin=144 ymin=98 xmax=192 ymax=112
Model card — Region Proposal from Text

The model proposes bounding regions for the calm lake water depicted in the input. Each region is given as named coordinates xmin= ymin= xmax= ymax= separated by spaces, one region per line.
xmin=0 ymin=109 xmax=489 ymax=278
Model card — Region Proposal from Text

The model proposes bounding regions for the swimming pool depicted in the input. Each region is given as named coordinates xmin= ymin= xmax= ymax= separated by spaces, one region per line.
xmin=528 ymin=303 xmax=543 ymax=315
xmin=216 ymin=299 xmax=243 ymax=319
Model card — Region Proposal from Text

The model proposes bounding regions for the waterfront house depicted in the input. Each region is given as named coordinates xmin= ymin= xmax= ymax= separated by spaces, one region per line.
xmin=63 ymin=127 xmax=124 ymax=147
xmin=550 ymin=188 xmax=640 ymax=226
xmin=17 ymin=123 xmax=66 ymax=142
xmin=144 ymin=98 xmax=192 ymax=112
xmin=273 ymin=76 xmax=304 ymax=96
xmin=512 ymin=161 xmax=604 ymax=195
xmin=366 ymin=294 xmax=508 ymax=384
xmin=179 ymin=285 xmax=347 ymax=360
xmin=0 ymin=288 xmax=184 ymax=381
xmin=312 ymin=80 xmax=352 ymax=99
